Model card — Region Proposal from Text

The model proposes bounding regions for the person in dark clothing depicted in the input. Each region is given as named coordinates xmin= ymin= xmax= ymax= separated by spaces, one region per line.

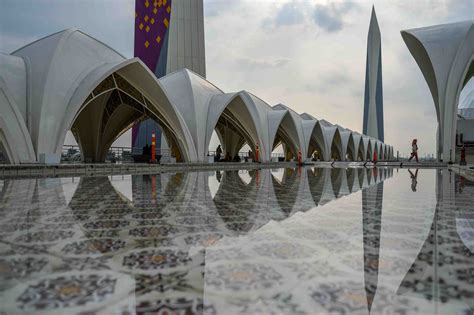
xmin=216 ymin=145 xmax=222 ymax=161
xmin=143 ymin=144 xmax=151 ymax=156
xmin=224 ymin=152 xmax=231 ymax=162
xmin=233 ymin=154 xmax=241 ymax=162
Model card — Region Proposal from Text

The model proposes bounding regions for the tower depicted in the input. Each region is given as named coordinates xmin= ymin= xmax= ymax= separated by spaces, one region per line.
xmin=133 ymin=0 xmax=206 ymax=155
xmin=363 ymin=6 xmax=384 ymax=142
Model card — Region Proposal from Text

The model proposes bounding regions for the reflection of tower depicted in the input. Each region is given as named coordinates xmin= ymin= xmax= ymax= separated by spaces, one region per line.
xmin=133 ymin=0 xmax=206 ymax=154
xmin=362 ymin=180 xmax=384 ymax=312
xmin=398 ymin=170 xmax=474 ymax=311
xmin=363 ymin=6 xmax=384 ymax=142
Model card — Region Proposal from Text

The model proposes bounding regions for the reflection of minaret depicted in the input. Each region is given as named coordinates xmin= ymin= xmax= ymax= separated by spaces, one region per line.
xmin=362 ymin=178 xmax=384 ymax=312
xmin=363 ymin=6 xmax=384 ymax=142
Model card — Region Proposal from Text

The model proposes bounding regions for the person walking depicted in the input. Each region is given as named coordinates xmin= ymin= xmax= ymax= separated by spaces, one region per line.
xmin=408 ymin=139 xmax=419 ymax=163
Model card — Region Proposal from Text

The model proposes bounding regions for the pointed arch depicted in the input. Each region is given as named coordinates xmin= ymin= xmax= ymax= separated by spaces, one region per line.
xmin=269 ymin=111 xmax=301 ymax=161
xmin=306 ymin=121 xmax=328 ymax=161
xmin=331 ymin=129 xmax=344 ymax=161
xmin=206 ymin=92 xmax=264 ymax=161
xmin=65 ymin=63 xmax=195 ymax=162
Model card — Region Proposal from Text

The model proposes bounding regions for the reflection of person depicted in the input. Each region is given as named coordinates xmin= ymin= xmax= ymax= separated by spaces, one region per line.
xmin=216 ymin=145 xmax=222 ymax=161
xmin=408 ymin=169 xmax=418 ymax=192
xmin=216 ymin=170 xmax=222 ymax=182
xmin=408 ymin=139 xmax=419 ymax=163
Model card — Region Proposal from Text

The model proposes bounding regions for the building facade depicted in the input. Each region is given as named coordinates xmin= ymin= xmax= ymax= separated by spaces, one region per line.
xmin=0 ymin=29 xmax=393 ymax=165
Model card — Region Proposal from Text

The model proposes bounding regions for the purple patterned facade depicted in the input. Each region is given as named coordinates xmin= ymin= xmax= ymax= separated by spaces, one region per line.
xmin=132 ymin=0 xmax=172 ymax=151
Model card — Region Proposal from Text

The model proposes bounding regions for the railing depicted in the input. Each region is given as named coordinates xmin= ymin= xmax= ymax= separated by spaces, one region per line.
xmin=207 ymin=150 xmax=285 ymax=159
xmin=61 ymin=145 xmax=171 ymax=163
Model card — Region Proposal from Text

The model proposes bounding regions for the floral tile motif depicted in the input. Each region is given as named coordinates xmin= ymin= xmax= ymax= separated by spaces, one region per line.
xmin=0 ymin=169 xmax=472 ymax=315
xmin=14 ymin=230 xmax=74 ymax=243
xmin=17 ymin=274 xmax=116 ymax=310
xmin=46 ymin=215 xmax=90 ymax=222
xmin=205 ymin=263 xmax=283 ymax=291
xmin=129 ymin=226 xmax=178 ymax=238
xmin=83 ymin=220 xmax=129 ymax=230
xmin=122 ymin=249 xmax=191 ymax=270
xmin=132 ymin=212 xmax=167 ymax=220
xmin=205 ymin=248 xmax=249 ymax=262
xmin=83 ymin=230 xmax=120 ymax=239
xmin=0 ymin=223 xmax=35 ymax=232
xmin=62 ymin=239 xmax=125 ymax=255
xmin=133 ymin=238 xmax=175 ymax=248
xmin=135 ymin=271 xmax=189 ymax=295
xmin=234 ymin=293 xmax=306 ymax=315
xmin=184 ymin=233 xmax=223 ymax=247
xmin=54 ymin=257 xmax=111 ymax=272
xmin=252 ymin=242 xmax=313 ymax=260
xmin=310 ymin=282 xmax=417 ymax=314
xmin=126 ymin=298 xmax=215 ymax=315
xmin=0 ymin=257 xmax=48 ymax=279
xmin=2 ymin=244 xmax=53 ymax=256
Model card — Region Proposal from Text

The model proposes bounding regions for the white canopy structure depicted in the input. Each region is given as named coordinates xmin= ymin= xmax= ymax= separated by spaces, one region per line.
xmin=0 ymin=29 xmax=394 ymax=164
xmin=402 ymin=21 xmax=473 ymax=162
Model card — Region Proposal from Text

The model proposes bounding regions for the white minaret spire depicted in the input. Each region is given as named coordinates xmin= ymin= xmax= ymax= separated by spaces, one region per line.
xmin=363 ymin=6 xmax=384 ymax=142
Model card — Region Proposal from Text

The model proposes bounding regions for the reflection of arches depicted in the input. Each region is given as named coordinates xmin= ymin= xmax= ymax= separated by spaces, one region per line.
xmin=271 ymin=168 xmax=300 ymax=215
xmin=307 ymin=167 xmax=327 ymax=206
xmin=212 ymin=170 xmax=259 ymax=232
xmin=402 ymin=22 xmax=473 ymax=162
xmin=330 ymin=168 xmax=347 ymax=197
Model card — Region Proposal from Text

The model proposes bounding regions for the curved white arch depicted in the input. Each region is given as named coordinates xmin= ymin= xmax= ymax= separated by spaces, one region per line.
xmin=305 ymin=120 xmax=328 ymax=161
xmin=160 ymin=69 xmax=223 ymax=161
xmin=272 ymin=104 xmax=307 ymax=158
xmin=0 ymin=54 xmax=36 ymax=163
xmin=402 ymin=21 xmax=474 ymax=162
xmin=0 ymin=28 xmax=396 ymax=164
xmin=207 ymin=92 xmax=266 ymax=161
xmin=350 ymin=132 xmax=362 ymax=161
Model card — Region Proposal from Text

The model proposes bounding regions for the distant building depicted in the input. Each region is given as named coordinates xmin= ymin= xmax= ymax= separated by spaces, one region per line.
xmin=363 ymin=7 xmax=384 ymax=143
xmin=132 ymin=0 xmax=206 ymax=158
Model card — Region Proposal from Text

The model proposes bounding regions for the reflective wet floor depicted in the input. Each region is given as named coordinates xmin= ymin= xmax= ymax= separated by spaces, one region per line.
xmin=0 ymin=167 xmax=472 ymax=314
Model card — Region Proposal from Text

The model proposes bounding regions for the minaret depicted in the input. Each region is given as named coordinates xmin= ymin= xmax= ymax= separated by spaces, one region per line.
xmin=132 ymin=0 xmax=206 ymax=156
xmin=363 ymin=6 xmax=384 ymax=142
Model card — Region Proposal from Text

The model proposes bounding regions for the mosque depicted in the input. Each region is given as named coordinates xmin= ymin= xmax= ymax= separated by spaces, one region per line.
xmin=0 ymin=0 xmax=471 ymax=165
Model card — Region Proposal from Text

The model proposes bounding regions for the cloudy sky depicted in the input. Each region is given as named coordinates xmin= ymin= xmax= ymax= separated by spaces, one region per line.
xmin=1 ymin=0 xmax=472 ymax=157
